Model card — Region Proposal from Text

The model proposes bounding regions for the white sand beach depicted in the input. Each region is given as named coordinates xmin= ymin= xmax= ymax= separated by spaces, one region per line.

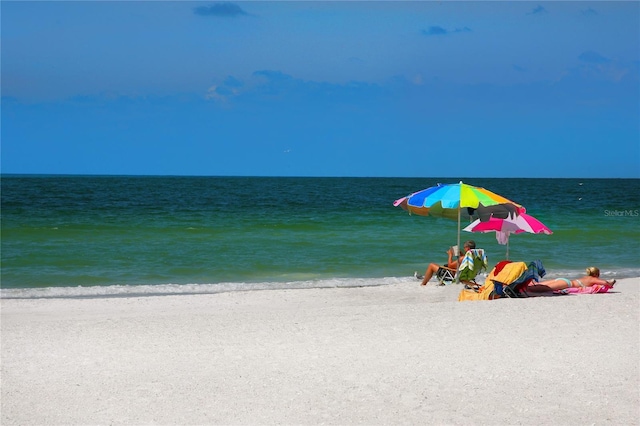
xmin=2 ymin=278 xmax=639 ymax=425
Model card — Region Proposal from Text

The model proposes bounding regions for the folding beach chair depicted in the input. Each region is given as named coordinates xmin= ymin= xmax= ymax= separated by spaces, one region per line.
xmin=463 ymin=259 xmax=546 ymax=300
xmin=494 ymin=259 xmax=546 ymax=298
xmin=436 ymin=266 xmax=457 ymax=285
xmin=437 ymin=249 xmax=488 ymax=286
xmin=458 ymin=248 xmax=488 ymax=287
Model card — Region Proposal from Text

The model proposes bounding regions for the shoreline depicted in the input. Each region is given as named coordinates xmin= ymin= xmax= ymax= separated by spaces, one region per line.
xmin=2 ymin=278 xmax=639 ymax=425
xmin=2 ymin=268 xmax=639 ymax=300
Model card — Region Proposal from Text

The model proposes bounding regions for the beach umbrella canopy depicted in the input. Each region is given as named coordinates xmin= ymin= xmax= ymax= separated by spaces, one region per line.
xmin=463 ymin=212 xmax=552 ymax=259
xmin=394 ymin=183 xmax=524 ymax=222
xmin=393 ymin=181 xmax=525 ymax=267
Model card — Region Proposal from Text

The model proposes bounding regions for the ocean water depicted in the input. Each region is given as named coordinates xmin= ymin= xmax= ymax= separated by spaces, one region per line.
xmin=2 ymin=176 xmax=639 ymax=298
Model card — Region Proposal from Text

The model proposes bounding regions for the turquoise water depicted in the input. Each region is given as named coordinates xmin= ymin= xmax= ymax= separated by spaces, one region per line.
xmin=2 ymin=176 xmax=639 ymax=298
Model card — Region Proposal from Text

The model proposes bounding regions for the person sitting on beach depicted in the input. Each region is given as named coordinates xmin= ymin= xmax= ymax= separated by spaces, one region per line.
xmin=416 ymin=240 xmax=476 ymax=286
xmin=526 ymin=266 xmax=616 ymax=292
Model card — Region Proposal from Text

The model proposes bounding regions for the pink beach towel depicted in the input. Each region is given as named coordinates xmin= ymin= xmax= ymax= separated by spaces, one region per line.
xmin=555 ymin=285 xmax=612 ymax=295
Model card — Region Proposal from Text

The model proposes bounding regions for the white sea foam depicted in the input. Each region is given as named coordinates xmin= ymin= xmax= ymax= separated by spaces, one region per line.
xmin=0 ymin=276 xmax=410 ymax=299
xmin=3 ymin=268 xmax=638 ymax=300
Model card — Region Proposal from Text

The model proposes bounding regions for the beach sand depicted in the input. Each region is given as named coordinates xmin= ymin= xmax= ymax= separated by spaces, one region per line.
xmin=2 ymin=278 xmax=639 ymax=425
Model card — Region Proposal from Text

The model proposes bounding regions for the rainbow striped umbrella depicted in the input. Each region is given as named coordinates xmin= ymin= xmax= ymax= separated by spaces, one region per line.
xmin=394 ymin=181 xmax=525 ymax=262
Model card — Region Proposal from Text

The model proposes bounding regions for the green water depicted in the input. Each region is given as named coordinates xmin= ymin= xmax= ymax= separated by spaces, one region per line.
xmin=2 ymin=176 xmax=639 ymax=296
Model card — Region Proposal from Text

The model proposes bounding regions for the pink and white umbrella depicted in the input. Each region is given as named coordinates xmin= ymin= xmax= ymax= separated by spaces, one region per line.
xmin=463 ymin=212 xmax=552 ymax=259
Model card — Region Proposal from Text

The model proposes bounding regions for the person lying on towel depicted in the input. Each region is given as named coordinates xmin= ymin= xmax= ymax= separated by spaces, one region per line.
xmin=526 ymin=266 xmax=616 ymax=293
xmin=416 ymin=240 xmax=475 ymax=286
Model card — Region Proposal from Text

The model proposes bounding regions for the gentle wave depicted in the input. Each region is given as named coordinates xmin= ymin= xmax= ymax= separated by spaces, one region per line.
xmin=0 ymin=276 xmax=409 ymax=299
xmin=2 ymin=268 xmax=638 ymax=299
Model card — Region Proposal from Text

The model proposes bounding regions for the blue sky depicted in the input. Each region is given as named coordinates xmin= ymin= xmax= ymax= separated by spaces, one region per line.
xmin=2 ymin=1 xmax=639 ymax=178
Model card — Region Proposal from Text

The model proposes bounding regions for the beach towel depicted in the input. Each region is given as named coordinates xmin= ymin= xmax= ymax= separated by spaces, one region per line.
xmin=458 ymin=281 xmax=499 ymax=301
xmin=555 ymin=285 xmax=613 ymax=295
xmin=458 ymin=249 xmax=488 ymax=282
xmin=492 ymin=260 xmax=513 ymax=276
xmin=484 ymin=260 xmax=546 ymax=298
xmin=506 ymin=260 xmax=546 ymax=293
xmin=488 ymin=261 xmax=527 ymax=285
xmin=520 ymin=259 xmax=546 ymax=284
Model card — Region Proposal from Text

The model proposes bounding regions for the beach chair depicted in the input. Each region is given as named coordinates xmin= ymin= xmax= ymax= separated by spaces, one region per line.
xmin=439 ymin=249 xmax=488 ymax=286
xmin=469 ymin=259 xmax=546 ymax=299
xmin=475 ymin=261 xmax=526 ymax=299
xmin=435 ymin=266 xmax=457 ymax=285
xmin=457 ymin=254 xmax=518 ymax=302
xmin=458 ymin=248 xmax=488 ymax=287
xmin=495 ymin=259 xmax=546 ymax=298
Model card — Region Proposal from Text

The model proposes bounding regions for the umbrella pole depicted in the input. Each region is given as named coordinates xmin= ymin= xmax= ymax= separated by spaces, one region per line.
xmin=506 ymin=239 xmax=509 ymax=260
xmin=456 ymin=205 xmax=461 ymax=282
